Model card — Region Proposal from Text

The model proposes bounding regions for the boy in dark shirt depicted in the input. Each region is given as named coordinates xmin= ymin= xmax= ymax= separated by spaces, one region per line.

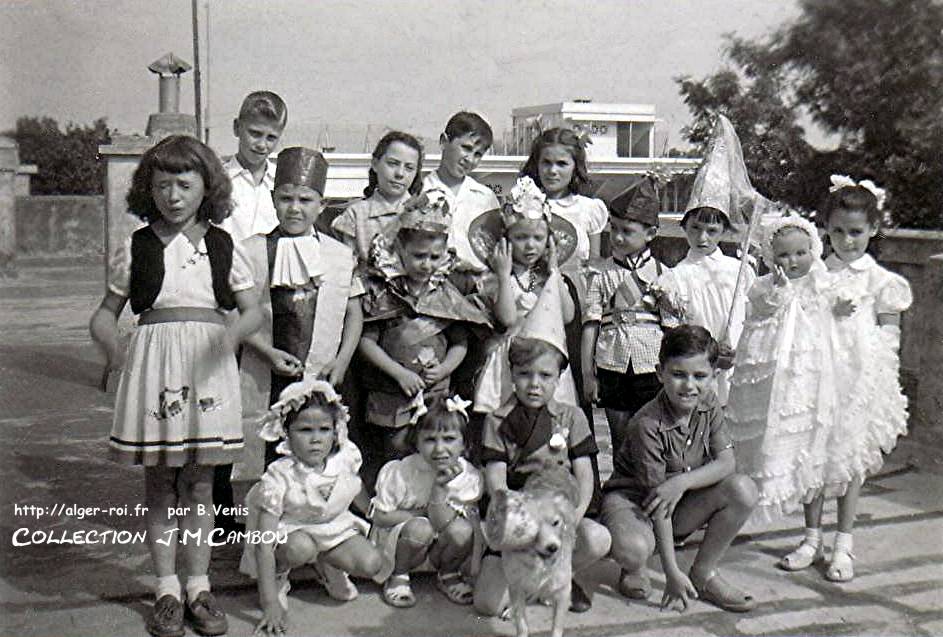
xmin=601 ymin=325 xmax=758 ymax=612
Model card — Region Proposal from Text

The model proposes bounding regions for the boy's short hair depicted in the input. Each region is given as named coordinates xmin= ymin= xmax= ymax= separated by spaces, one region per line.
xmin=238 ymin=91 xmax=288 ymax=127
xmin=444 ymin=111 xmax=493 ymax=150
xmin=658 ymin=325 xmax=719 ymax=367
xmin=508 ymin=337 xmax=567 ymax=372
xmin=680 ymin=206 xmax=731 ymax=231
xmin=396 ymin=227 xmax=448 ymax=247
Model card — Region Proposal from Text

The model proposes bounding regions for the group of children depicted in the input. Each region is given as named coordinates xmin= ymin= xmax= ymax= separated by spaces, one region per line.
xmin=90 ymin=92 xmax=913 ymax=637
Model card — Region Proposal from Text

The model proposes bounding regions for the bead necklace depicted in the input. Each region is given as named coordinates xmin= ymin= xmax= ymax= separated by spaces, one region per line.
xmin=512 ymin=267 xmax=539 ymax=293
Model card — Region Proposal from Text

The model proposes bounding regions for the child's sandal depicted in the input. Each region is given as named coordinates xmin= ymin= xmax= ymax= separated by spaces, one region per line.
xmin=826 ymin=548 xmax=855 ymax=582
xmin=436 ymin=572 xmax=474 ymax=605
xmin=777 ymin=540 xmax=824 ymax=571
xmin=383 ymin=574 xmax=416 ymax=608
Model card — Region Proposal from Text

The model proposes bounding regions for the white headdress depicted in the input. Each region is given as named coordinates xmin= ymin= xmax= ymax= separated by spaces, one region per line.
xmin=760 ymin=213 xmax=824 ymax=271
xmin=258 ymin=379 xmax=350 ymax=456
xmin=829 ymin=174 xmax=887 ymax=211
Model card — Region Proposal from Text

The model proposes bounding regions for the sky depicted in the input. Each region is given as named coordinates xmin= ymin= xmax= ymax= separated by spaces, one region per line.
xmin=0 ymin=0 xmax=802 ymax=155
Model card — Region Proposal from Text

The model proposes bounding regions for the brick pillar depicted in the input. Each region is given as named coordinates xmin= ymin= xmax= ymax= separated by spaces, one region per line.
xmin=0 ymin=136 xmax=18 ymax=276
xmin=916 ymin=253 xmax=943 ymax=431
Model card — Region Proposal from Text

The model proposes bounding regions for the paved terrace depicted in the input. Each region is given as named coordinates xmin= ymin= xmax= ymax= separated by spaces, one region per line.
xmin=1 ymin=259 xmax=941 ymax=637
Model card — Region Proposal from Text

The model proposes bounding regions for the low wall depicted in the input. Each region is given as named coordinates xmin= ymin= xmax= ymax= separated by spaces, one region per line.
xmin=15 ymin=195 xmax=105 ymax=256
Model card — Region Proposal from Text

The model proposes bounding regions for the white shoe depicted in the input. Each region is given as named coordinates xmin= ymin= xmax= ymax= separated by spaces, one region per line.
xmin=313 ymin=562 xmax=358 ymax=601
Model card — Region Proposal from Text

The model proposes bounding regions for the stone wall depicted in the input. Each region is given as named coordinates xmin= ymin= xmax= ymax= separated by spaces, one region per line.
xmin=15 ymin=195 xmax=105 ymax=256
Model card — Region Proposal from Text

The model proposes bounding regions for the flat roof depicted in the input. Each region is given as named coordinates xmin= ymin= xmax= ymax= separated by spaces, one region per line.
xmin=512 ymin=102 xmax=657 ymax=122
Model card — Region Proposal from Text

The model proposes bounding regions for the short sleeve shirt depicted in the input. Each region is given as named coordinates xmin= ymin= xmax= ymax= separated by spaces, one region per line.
xmin=547 ymin=194 xmax=609 ymax=265
xmin=422 ymin=172 xmax=500 ymax=271
xmin=219 ymin=155 xmax=278 ymax=242
xmin=481 ymin=396 xmax=598 ymax=489
xmin=604 ymin=390 xmax=733 ymax=503
xmin=371 ymin=454 xmax=482 ymax=515
xmin=331 ymin=191 xmax=410 ymax=264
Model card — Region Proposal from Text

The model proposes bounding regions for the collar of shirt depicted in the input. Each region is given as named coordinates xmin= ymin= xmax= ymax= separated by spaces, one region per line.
xmin=615 ymin=249 xmax=653 ymax=271
xmin=224 ymin=154 xmax=275 ymax=188
xmin=654 ymin=389 xmax=713 ymax=433
xmin=826 ymin=252 xmax=875 ymax=272
xmin=151 ymin=220 xmax=208 ymax=249
xmin=424 ymin=171 xmax=491 ymax=200
xmin=684 ymin=248 xmax=725 ymax=263
xmin=493 ymin=394 xmax=566 ymax=419
xmin=547 ymin=193 xmax=580 ymax=208
xmin=366 ymin=191 xmax=411 ymax=218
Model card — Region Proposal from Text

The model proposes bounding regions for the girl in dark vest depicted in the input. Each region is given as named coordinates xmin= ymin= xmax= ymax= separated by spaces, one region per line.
xmin=91 ymin=135 xmax=261 ymax=637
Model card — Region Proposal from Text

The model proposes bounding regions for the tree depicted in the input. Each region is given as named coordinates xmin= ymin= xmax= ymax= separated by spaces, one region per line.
xmin=676 ymin=0 xmax=943 ymax=229
xmin=6 ymin=116 xmax=111 ymax=195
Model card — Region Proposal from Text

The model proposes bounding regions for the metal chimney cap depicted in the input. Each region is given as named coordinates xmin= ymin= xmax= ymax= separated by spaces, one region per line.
xmin=148 ymin=52 xmax=192 ymax=76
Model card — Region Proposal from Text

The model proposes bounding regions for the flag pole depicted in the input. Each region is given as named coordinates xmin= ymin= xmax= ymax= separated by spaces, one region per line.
xmin=720 ymin=194 xmax=767 ymax=344
xmin=191 ymin=0 xmax=203 ymax=142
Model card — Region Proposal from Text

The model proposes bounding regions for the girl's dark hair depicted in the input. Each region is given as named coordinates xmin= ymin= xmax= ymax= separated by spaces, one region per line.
xmin=396 ymin=227 xmax=448 ymax=246
xmin=508 ymin=337 xmax=567 ymax=372
xmin=364 ymin=131 xmax=424 ymax=198
xmin=126 ymin=135 xmax=233 ymax=224
xmin=658 ymin=325 xmax=719 ymax=368
xmin=680 ymin=207 xmax=732 ymax=231
xmin=519 ymin=128 xmax=591 ymax=196
xmin=283 ymin=394 xmax=344 ymax=455
xmin=407 ymin=396 xmax=469 ymax=451
xmin=821 ymin=185 xmax=882 ymax=227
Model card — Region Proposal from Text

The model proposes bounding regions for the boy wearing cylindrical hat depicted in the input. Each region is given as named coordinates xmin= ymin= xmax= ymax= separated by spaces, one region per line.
xmin=237 ymin=147 xmax=364 ymax=475
xmin=582 ymin=176 xmax=680 ymax=463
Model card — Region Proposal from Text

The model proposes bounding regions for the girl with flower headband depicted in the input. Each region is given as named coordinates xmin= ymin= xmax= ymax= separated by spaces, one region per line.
xmin=467 ymin=176 xmax=580 ymax=415
xmin=357 ymin=191 xmax=490 ymax=486
xmin=769 ymin=175 xmax=911 ymax=583
xmin=369 ymin=395 xmax=484 ymax=608
xmin=727 ymin=214 xmax=853 ymax=526
xmin=241 ymin=379 xmax=381 ymax=635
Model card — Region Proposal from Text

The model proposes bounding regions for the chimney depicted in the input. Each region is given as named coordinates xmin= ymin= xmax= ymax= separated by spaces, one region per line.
xmin=145 ymin=52 xmax=198 ymax=138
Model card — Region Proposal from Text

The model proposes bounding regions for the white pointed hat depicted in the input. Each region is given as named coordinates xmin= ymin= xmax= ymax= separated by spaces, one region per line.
xmin=513 ymin=270 xmax=569 ymax=366
xmin=685 ymin=114 xmax=761 ymax=227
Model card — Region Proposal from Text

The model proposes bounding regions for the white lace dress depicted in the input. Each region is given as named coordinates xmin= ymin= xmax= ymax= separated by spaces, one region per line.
xmin=823 ymin=253 xmax=912 ymax=492
xmin=728 ymin=265 xmax=838 ymax=522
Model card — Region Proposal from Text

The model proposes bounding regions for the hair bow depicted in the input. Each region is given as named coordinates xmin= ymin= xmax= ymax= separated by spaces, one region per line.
xmin=829 ymin=174 xmax=887 ymax=211
xmin=573 ymin=128 xmax=593 ymax=149
xmin=503 ymin=176 xmax=551 ymax=226
xmin=445 ymin=395 xmax=472 ymax=419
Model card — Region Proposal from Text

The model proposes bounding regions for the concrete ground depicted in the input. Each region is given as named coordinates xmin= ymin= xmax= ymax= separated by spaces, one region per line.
xmin=1 ymin=258 xmax=942 ymax=637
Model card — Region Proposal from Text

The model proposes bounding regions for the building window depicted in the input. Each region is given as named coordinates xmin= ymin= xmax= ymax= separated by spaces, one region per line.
xmin=616 ymin=122 xmax=653 ymax=158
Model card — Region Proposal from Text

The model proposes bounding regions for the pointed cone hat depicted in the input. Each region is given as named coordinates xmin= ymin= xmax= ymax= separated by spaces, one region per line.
xmin=685 ymin=114 xmax=759 ymax=227
xmin=513 ymin=270 xmax=569 ymax=366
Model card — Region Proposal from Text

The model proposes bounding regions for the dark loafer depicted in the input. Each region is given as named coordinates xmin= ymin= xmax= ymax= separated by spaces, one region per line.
xmin=146 ymin=595 xmax=184 ymax=637
xmin=185 ymin=591 xmax=229 ymax=635
xmin=569 ymin=580 xmax=592 ymax=613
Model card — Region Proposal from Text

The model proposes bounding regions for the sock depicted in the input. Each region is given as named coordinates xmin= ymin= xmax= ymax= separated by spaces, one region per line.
xmin=834 ymin=531 xmax=853 ymax=554
xmin=186 ymin=574 xmax=211 ymax=601
xmin=803 ymin=527 xmax=822 ymax=547
xmin=156 ymin=574 xmax=182 ymax=601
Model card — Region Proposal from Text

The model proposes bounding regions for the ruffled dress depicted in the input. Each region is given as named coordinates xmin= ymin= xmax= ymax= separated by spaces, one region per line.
xmin=473 ymin=275 xmax=577 ymax=413
xmin=727 ymin=265 xmax=837 ymax=521
xmin=823 ymin=253 xmax=912 ymax=491
xmin=239 ymin=441 xmax=369 ymax=578
xmin=108 ymin=230 xmax=254 ymax=466
xmin=369 ymin=454 xmax=483 ymax=582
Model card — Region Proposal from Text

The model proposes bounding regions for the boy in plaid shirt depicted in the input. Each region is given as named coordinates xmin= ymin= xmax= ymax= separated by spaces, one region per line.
xmin=581 ymin=177 xmax=675 ymax=455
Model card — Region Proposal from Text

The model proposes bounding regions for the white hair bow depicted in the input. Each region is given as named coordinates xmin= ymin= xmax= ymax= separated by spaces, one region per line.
xmin=829 ymin=174 xmax=887 ymax=211
xmin=445 ymin=395 xmax=472 ymax=419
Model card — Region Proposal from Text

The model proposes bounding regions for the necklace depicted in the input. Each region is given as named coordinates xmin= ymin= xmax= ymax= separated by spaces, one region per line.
xmin=512 ymin=267 xmax=538 ymax=293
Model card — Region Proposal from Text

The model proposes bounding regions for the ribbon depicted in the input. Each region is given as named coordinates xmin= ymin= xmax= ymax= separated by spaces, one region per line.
xmin=444 ymin=395 xmax=472 ymax=420
xmin=829 ymin=174 xmax=887 ymax=211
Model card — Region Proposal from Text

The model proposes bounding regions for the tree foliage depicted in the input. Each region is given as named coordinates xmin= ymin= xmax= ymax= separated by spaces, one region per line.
xmin=6 ymin=116 xmax=111 ymax=195
xmin=676 ymin=0 xmax=943 ymax=229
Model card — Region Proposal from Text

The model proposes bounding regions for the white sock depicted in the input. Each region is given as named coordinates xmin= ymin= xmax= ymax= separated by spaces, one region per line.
xmin=803 ymin=527 xmax=822 ymax=547
xmin=834 ymin=531 xmax=853 ymax=554
xmin=186 ymin=574 xmax=211 ymax=601
xmin=156 ymin=574 xmax=182 ymax=601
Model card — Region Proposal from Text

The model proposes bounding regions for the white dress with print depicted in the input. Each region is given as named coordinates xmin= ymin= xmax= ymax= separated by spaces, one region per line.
xmin=239 ymin=443 xmax=368 ymax=578
xmin=108 ymin=231 xmax=254 ymax=466
xmin=727 ymin=266 xmax=838 ymax=521
xmin=824 ymin=253 xmax=912 ymax=492
xmin=369 ymin=454 xmax=482 ymax=582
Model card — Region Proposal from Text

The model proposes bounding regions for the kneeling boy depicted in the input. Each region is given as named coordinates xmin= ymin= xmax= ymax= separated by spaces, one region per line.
xmin=601 ymin=325 xmax=758 ymax=612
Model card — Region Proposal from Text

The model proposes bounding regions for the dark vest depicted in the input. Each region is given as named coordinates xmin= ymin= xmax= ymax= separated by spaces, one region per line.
xmin=128 ymin=224 xmax=236 ymax=315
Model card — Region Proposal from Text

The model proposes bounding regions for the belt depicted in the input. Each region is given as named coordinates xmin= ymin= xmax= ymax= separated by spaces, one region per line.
xmin=601 ymin=309 xmax=660 ymax=327
xmin=138 ymin=307 xmax=226 ymax=325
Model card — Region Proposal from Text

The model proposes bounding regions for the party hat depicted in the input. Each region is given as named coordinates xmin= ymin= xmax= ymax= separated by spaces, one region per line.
xmin=513 ymin=270 xmax=569 ymax=366
xmin=397 ymin=188 xmax=452 ymax=235
xmin=607 ymin=176 xmax=661 ymax=226
xmin=685 ymin=114 xmax=761 ymax=227
xmin=274 ymin=147 xmax=329 ymax=195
